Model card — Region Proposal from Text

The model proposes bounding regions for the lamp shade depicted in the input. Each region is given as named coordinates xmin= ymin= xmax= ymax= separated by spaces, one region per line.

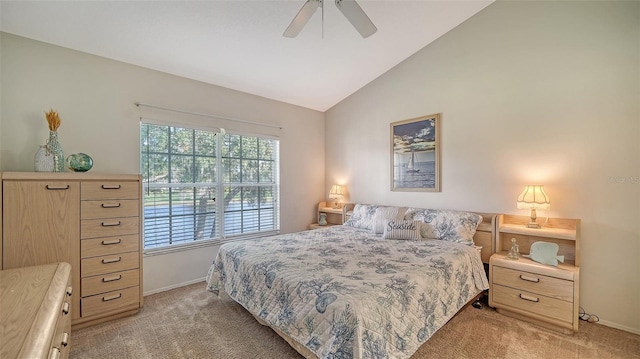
xmin=516 ymin=185 xmax=550 ymax=210
xmin=329 ymin=185 xmax=344 ymax=198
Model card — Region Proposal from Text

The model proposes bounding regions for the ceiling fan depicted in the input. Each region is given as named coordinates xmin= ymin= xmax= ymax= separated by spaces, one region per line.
xmin=283 ymin=0 xmax=377 ymax=38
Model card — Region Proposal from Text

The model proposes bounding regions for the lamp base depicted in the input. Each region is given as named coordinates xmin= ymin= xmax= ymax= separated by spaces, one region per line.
xmin=526 ymin=208 xmax=541 ymax=229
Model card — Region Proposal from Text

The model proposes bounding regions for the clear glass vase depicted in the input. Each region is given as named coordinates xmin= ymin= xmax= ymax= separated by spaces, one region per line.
xmin=47 ymin=131 xmax=64 ymax=172
xmin=34 ymin=145 xmax=54 ymax=172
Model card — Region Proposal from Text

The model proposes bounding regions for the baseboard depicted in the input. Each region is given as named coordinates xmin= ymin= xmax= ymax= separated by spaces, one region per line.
xmin=597 ymin=319 xmax=640 ymax=335
xmin=143 ymin=277 xmax=206 ymax=296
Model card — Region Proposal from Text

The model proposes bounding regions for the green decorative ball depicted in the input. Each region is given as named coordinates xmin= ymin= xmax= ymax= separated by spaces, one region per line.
xmin=66 ymin=153 xmax=93 ymax=172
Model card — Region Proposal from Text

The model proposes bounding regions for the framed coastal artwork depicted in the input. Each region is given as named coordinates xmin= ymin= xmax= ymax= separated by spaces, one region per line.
xmin=390 ymin=113 xmax=441 ymax=192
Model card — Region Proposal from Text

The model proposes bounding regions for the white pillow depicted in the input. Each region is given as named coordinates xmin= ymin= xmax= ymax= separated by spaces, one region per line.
xmin=382 ymin=220 xmax=421 ymax=240
xmin=372 ymin=207 xmax=407 ymax=234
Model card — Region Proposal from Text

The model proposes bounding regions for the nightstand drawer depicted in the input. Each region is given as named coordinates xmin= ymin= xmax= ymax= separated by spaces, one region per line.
xmin=492 ymin=266 xmax=574 ymax=302
xmin=492 ymin=284 xmax=573 ymax=323
xmin=81 ymin=199 xmax=139 ymax=219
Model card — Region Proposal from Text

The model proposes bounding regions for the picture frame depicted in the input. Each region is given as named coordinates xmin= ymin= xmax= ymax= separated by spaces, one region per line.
xmin=390 ymin=113 xmax=441 ymax=192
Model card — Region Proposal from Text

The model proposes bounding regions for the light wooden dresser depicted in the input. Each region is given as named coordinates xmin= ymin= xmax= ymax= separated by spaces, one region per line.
xmin=1 ymin=172 xmax=143 ymax=329
xmin=489 ymin=214 xmax=580 ymax=334
xmin=0 ymin=262 xmax=73 ymax=359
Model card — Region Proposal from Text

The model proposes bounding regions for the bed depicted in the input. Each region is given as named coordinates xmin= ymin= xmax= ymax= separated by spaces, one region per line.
xmin=206 ymin=204 xmax=496 ymax=359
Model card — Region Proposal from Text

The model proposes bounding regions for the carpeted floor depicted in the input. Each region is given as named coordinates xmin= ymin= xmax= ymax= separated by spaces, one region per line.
xmin=70 ymin=282 xmax=640 ymax=359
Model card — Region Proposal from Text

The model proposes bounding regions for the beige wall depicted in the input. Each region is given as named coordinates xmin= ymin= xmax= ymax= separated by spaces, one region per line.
xmin=326 ymin=1 xmax=639 ymax=333
xmin=0 ymin=32 xmax=325 ymax=293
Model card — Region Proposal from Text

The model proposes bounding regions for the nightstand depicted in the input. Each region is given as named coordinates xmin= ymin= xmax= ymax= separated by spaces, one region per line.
xmin=309 ymin=201 xmax=345 ymax=229
xmin=489 ymin=214 xmax=580 ymax=334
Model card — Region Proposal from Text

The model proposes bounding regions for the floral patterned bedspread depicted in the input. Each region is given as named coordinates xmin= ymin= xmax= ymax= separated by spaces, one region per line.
xmin=206 ymin=225 xmax=489 ymax=359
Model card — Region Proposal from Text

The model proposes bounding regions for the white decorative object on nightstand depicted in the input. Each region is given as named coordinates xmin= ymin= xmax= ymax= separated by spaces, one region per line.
xmin=489 ymin=214 xmax=580 ymax=334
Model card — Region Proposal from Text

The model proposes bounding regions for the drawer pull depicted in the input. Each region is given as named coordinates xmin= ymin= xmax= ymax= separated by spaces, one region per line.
xmin=519 ymin=293 xmax=540 ymax=303
xmin=101 ymin=238 xmax=122 ymax=245
xmin=102 ymin=293 xmax=123 ymax=302
xmin=66 ymin=286 xmax=73 ymax=297
xmin=49 ymin=348 xmax=61 ymax=359
xmin=102 ymin=274 xmax=122 ymax=283
xmin=519 ymin=275 xmax=540 ymax=283
xmin=102 ymin=184 xmax=122 ymax=189
xmin=101 ymin=202 xmax=122 ymax=208
xmin=62 ymin=302 xmax=70 ymax=315
xmin=101 ymin=256 xmax=122 ymax=264
xmin=101 ymin=220 xmax=122 ymax=227
xmin=61 ymin=332 xmax=70 ymax=347
xmin=46 ymin=184 xmax=70 ymax=190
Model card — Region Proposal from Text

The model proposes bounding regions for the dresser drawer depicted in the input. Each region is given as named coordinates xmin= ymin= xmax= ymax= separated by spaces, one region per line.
xmin=81 ymin=251 xmax=139 ymax=278
xmin=81 ymin=199 xmax=139 ymax=219
xmin=492 ymin=266 xmax=574 ymax=302
xmin=81 ymin=234 xmax=139 ymax=259
xmin=81 ymin=286 xmax=140 ymax=318
xmin=52 ymin=295 xmax=72 ymax=358
xmin=81 ymin=269 xmax=140 ymax=297
xmin=81 ymin=182 xmax=139 ymax=200
xmin=492 ymin=284 xmax=573 ymax=323
xmin=81 ymin=217 xmax=139 ymax=239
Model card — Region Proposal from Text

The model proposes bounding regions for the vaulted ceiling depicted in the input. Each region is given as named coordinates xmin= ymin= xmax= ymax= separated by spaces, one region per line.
xmin=1 ymin=1 xmax=493 ymax=111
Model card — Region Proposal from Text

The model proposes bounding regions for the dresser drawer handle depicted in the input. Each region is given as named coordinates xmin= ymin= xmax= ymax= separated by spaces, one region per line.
xmin=101 ymin=239 xmax=122 ymax=245
xmin=102 ymin=184 xmax=122 ymax=189
xmin=101 ymin=202 xmax=122 ymax=208
xmin=519 ymin=293 xmax=540 ymax=303
xmin=66 ymin=286 xmax=73 ymax=297
xmin=102 ymin=275 xmax=122 ymax=283
xmin=49 ymin=348 xmax=61 ymax=359
xmin=102 ymin=293 xmax=122 ymax=302
xmin=46 ymin=184 xmax=70 ymax=190
xmin=519 ymin=275 xmax=540 ymax=283
xmin=101 ymin=220 xmax=122 ymax=227
xmin=62 ymin=302 xmax=70 ymax=315
xmin=61 ymin=332 xmax=70 ymax=347
xmin=101 ymin=256 xmax=122 ymax=264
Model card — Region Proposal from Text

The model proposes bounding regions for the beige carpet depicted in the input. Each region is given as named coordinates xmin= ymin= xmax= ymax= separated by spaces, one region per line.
xmin=71 ymin=282 xmax=640 ymax=359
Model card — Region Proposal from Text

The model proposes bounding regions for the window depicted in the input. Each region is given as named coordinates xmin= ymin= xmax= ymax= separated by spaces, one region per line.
xmin=141 ymin=123 xmax=279 ymax=251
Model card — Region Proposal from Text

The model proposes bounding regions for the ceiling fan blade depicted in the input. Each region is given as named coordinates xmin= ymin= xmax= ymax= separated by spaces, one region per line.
xmin=335 ymin=0 xmax=377 ymax=38
xmin=283 ymin=0 xmax=322 ymax=38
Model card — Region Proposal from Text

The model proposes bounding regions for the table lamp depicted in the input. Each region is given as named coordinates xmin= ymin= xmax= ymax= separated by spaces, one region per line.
xmin=516 ymin=185 xmax=550 ymax=228
xmin=329 ymin=185 xmax=344 ymax=209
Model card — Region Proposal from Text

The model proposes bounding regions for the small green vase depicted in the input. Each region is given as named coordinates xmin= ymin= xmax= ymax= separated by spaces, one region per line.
xmin=66 ymin=153 xmax=93 ymax=172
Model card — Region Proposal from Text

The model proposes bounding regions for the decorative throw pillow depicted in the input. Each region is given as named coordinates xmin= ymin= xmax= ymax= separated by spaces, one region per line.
xmin=343 ymin=204 xmax=380 ymax=230
xmin=382 ymin=220 xmax=422 ymax=240
xmin=372 ymin=207 xmax=407 ymax=234
xmin=404 ymin=208 xmax=483 ymax=245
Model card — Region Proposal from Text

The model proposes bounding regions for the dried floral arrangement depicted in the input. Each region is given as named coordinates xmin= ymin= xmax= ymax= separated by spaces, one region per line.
xmin=45 ymin=109 xmax=61 ymax=131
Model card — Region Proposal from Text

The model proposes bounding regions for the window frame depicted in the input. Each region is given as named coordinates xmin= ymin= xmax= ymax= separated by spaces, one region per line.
xmin=141 ymin=122 xmax=280 ymax=255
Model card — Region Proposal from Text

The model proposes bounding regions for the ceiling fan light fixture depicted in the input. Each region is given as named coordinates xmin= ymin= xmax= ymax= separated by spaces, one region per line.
xmin=283 ymin=0 xmax=376 ymax=38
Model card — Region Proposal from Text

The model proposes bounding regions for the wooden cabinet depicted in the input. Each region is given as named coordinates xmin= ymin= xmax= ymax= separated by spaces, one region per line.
xmin=1 ymin=172 xmax=142 ymax=329
xmin=0 ymin=262 xmax=73 ymax=359
xmin=489 ymin=214 xmax=580 ymax=334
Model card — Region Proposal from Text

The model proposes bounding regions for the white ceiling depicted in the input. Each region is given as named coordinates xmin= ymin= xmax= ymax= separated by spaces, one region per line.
xmin=0 ymin=0 xmax=493 ymax=112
